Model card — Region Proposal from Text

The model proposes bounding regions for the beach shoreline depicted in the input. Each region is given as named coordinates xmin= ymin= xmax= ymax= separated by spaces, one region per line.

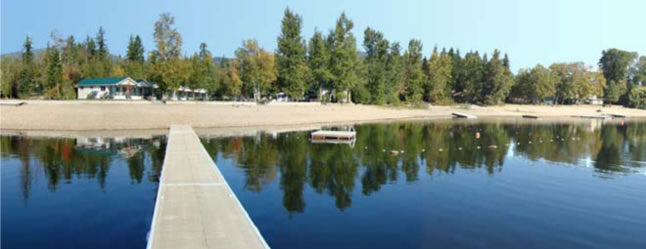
xmin=1 ymin=101 xmax=645 ymax=132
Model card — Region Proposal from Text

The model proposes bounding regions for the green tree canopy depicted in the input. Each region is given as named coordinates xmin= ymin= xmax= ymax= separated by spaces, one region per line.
xmin=425 ymin=48 xmax=453 ymax=103
xmin=362 ymin=27 xmax=390 ymax=104
xmin=308 ymin=30 xmax=332 ymax=101
xmin=599 ymin=48 xmax=637 ymax=103
xmin=403 ymin=39 xmax=424 ymax=102
xmin=328 ymin=12 xmax=361 ymax=103
xmin=276 ymin=8 xmax=309 ymax=100
xmin=236 ymin=39 xmax=277 ymax=100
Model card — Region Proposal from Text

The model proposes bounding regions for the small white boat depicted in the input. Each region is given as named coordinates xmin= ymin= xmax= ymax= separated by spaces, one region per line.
xmin=452 ymin=112 xmax=477 ymax=119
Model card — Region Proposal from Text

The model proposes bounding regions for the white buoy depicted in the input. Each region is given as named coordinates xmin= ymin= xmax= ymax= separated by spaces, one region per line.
xmin=477 ymin=146 xmax=481 ymax=149
xmin=439 ymin=148 xmax=443 ymax=152
xmin=458 ymin=147 xmax=462 ymax=150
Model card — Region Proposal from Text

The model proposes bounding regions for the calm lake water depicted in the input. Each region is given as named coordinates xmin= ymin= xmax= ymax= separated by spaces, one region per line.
xmin=2 ymin=120 xmax=645 ymax=249
xmin=202 ymin=120 xmax=646 ymax=249
xmin=1 ymin=135 xmax=166 ymax=249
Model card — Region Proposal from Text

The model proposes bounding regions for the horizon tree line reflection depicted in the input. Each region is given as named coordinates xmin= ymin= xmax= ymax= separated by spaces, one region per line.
xmin=201 ymin=121 xmax=646 ymax=212
xmin=1 ymin=136 xmax=166 ymax=201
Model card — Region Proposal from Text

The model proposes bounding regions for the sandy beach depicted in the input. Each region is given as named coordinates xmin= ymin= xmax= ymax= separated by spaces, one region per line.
xmin=1 ymin=101 xmax=645 ymax=131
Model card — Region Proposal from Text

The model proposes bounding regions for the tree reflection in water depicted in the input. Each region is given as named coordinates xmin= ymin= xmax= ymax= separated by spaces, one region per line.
xmin=202 ymin=120 xmax=646 ymax=212
xmin=0 ymin=136 xmax=166 ymax=201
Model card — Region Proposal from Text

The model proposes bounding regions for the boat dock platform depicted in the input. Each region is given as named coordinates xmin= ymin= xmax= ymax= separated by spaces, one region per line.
xmin=452 ymin=112 xmax=477 ymax=119
xmin=147 ymin=125 xmax=269 ymax=249
xmin=311 ymin=128 xmax=356 ymax=141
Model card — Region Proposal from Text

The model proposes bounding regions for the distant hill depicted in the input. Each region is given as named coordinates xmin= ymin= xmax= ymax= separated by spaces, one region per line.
xmin=1 ymin=48 xmax=120 ymax=60
xmin=2 ymin=51 xmax=352 ymax=64
xmin=1 ymin=48 xmax=47 ymax=59
xmin=2 ymin=49 xmax=229 ymax=64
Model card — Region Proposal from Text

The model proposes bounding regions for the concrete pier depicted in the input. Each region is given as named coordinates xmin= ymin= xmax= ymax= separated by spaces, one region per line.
xmin=147 ymin=125 xmax=269 ymax=249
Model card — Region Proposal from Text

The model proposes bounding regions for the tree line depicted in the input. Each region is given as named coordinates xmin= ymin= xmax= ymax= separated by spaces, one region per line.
xmin=2 ymin=9 xmax=645 ymax=108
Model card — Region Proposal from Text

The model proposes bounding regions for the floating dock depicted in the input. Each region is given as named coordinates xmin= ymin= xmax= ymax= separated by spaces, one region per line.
xmin=452 ymin=112 xmax=477 ymax=119
xmin=311 ymin=128 xmax=356 ymax=141
xmin=147 ymin=125 xmax=269 ymax=249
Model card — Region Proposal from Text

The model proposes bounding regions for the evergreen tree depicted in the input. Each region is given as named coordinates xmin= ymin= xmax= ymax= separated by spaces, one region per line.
xmin=198 ymin=43 xmax=209 ymax=59
xmin=127 ymin=35 xmax=145 ymax=63
xmin=426 ymin=48 xmax=453 ymax=103
xmin=328 ymin=12 xmax=361 ymax=103
xmin=308 ymin=30 xmax=332 ymax=101
xmin=96 ymin=27 xmax=108 ymax=60
xmin=276 ymin=8 xmax=309 ymax=100
xmin=19 ymin=36 xmax=36 ymax=97
xmin=45 ymin=46 xmax=63 ymax=98
xmin=462 ymin=51 xmax=486 ymax=103
xmin=62 ymin=35 xmax=79 ymax=65
xmin=386 ymin=42 xmax=404 ymax=104
xmin=362 ymin=27 xmax=390 ymax=104
xmin=86 ymin=36 xmax=96 ymax=57
xmin=482 ymin=50 xmax=513 ymax=105
xmin=403 ymin=39 xmax=424 ymax=102
xmin=192 ymin=43 xmax=219 ymax=96
xmin=450 ymin=49 xmax=466 ymax=102
xmin=125 ymin=35 xmax=146 ymax=79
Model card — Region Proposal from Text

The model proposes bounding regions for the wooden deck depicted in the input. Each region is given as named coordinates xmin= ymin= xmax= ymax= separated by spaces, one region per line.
xmin=147 ymin=125 xmax=269 ymax=249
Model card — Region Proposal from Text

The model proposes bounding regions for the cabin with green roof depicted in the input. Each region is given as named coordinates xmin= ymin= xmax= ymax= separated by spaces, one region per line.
xmin=76 ymin=77 xmax=158 ymax=100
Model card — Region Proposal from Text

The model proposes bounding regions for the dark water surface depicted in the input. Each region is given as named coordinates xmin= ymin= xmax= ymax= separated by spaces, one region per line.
xmin=201 ymin=120 xmax=646 ymax=249
xmin=2 ymin=120 xmax=645 ymax=249
xmin=1 ymin=135 xmax=166 ymax=249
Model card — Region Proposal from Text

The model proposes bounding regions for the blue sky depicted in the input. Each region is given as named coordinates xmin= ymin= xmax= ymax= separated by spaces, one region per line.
xmin=2 ymin=0 xmax=644 ymax=71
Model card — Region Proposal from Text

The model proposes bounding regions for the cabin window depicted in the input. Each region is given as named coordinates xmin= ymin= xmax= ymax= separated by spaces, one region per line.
xmin=101 ymin=86 xmax=106 ymax=91
xmin=80 ymin=86 xmax=84 ymax=90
